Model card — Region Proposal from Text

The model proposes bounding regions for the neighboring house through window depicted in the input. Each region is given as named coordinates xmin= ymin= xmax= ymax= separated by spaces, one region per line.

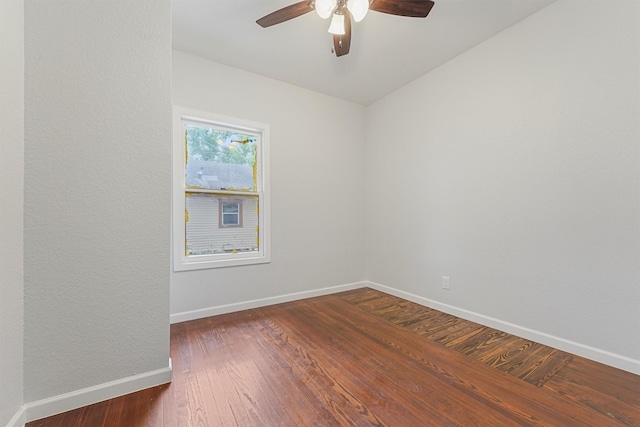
xmin=173 ymin=107 xmax=270 ymax=270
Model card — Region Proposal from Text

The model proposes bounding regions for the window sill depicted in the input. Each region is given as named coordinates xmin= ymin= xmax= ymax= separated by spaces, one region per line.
xmin=173 ymin=252 xmax=271 ymax=271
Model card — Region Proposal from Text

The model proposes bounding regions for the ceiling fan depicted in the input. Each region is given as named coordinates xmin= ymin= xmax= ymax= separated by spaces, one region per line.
xmin=256 ymin=0 xmax=435 ymax=57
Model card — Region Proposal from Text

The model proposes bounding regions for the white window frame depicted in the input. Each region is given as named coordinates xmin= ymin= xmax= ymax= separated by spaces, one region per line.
xmin=173 ymin=106 xmax=270 ymax=271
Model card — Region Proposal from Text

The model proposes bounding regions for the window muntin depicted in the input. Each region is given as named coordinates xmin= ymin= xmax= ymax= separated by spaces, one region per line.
xmin=173 ymin=107 xmax=270 ymax=270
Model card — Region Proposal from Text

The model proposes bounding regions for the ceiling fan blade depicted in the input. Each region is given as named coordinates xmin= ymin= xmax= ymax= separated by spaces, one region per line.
xmin=333 ymin=9 xmax=352 ymax=57
xmin=370 ymin=0 xmax=434 ymax=18
xmin=256 ymin=1 xmax=314 ymax=28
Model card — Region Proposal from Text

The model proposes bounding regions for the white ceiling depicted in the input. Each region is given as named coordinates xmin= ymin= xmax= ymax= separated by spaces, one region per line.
xmin=172 ymin=0 xmax=556 ymax=105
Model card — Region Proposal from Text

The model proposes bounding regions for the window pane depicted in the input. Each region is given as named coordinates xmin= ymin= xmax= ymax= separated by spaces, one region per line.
xmin=185 ymin=124 xmax=257 ymax=191
xmin=222 ymin=203 xmax=239 ymax=214
xmin=223 ymin=214 xmax=239 ymax=225
xmin=185 ymin=193 xmax=258 ymax=255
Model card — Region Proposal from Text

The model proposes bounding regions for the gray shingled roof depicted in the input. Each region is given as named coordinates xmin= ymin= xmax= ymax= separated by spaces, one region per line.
xmin=186 ymin=160 xmax=254 ymax=190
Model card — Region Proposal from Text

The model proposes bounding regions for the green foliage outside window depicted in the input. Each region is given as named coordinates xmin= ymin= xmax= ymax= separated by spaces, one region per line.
xmin=186 ymin=125 xmax=256 ymax=166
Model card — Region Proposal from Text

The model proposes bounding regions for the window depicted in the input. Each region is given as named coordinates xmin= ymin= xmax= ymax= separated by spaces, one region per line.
xmin=173 ymin=107 xmax=270 ymax=270
xmin=220 ymin=200 xmax=242 ymax=227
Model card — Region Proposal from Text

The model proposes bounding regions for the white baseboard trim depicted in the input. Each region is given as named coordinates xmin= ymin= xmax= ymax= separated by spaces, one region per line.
xmin=5 ymin=405 xmax=26 ymax=427
xmin=24 ymin=359 xmax=173 ymax=424
xmin=366 ymin=281 xmax=640 ymax=376
xmin=170 ymin=281 xmax=367 ymax=324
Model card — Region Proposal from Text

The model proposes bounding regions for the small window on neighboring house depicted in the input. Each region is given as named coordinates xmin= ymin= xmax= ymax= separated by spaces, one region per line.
xmin=173 ymin=107 xmax=270 ymax=270
xmin=220 ymin=200 xmax=242 ymax=227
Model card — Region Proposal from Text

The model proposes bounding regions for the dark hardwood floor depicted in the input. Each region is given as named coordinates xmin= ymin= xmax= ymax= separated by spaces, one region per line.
xmin=28 ymin=288 xmax=640 ymax=426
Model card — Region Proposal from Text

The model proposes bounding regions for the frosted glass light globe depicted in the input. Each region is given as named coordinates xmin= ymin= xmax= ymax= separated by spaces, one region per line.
xmin=347 ymin=0 xmax=369 ymax=22
xmin=316 ymin=0 xmax=337 ymax=19
xmin=327 ymin=12 xmax=345 ymax=35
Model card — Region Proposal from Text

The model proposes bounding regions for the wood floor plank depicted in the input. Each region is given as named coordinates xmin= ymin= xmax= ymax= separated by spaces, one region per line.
xmin=430 ymin=318 xmax=485 ymax=345
xmin=410 ymin=314 xmax=467 ymax=336
xmin=542 ymin=355 xmax=640 ymax=426
xmin=543 ymin=373 xmax=640 ymax=426
xmin=552 ymin=356 xmax=640 ymax=408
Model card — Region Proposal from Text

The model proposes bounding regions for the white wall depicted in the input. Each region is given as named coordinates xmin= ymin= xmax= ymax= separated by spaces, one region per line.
xmin=23 ymin=0 xmax=172 ymax=403
xmin=365 ymin=0 xmax=640 ymax=370
xmin=0 ymin=0 xmax=25 ymax=424
xmin=171 ymin=51 xmax=366 ymax=318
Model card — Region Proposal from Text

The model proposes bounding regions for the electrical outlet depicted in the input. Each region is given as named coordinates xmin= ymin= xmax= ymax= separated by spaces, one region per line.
xmin=442 ymin=276 xmax=450 ymax=290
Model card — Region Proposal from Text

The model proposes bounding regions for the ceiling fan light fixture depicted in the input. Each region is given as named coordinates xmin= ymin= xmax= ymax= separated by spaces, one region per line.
xmin=256 ymin=0 xmax=435 ymax=57
xmin=327 ymin=11 xmax=345 ymax=35
xmin=347 ymin=0 xmax=369 ymax=22
xmin=315 ymin=0 xmax=337 ymax=19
